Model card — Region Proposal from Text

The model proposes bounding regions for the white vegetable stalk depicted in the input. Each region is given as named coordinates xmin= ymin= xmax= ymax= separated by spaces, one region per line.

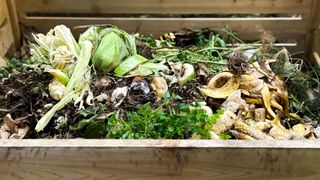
xmin=35 ymin=40 xmax=93 ymax=132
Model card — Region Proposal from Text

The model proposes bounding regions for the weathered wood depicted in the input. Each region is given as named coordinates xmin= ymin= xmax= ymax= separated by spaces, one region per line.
xmin=310 ymin=4 xmax=320 ymax=64
xmin=21 ymin=16 xmax=308 ymax=52
xmin=15 ymin=0 xmax=313 ymax=14
xmin=0 ymin=140 xmax=320 ymax=180
xmin=6 ymin=0 xmax=21 ymax=50
xmin=1 ymin=1 xmax=320 ymax=179
xmin=0 ymin=0 xmax=15 ymax=64
xmin=13 ymin=0 xmax=315 ymax=54
xmin=20 ymin=17 xmax=307 ymax=51
xmin=0 ymin=0 xmax=5 ymax=24
xmin=314 ymin=52 xmax=320 ymax=65
xmin=1 ymin=139 xmax=320 ymax=148
xmin=304 ymin=0 xmax=320 ymax=58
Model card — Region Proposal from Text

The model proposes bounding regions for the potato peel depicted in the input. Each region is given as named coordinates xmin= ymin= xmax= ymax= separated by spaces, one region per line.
xmin=150 ymin=77 xmax=168 ymax=101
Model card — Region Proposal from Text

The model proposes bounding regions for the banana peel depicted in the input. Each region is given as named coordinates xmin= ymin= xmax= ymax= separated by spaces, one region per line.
xmin=234 ymin=120 xmax=274 ymax=140
xmin=229 ymin=130 xmax=256 ymax=140
xmin=261 ymin=85 xmax=277 ymax=118
xmin=292 ymin=124 xmax=312 ymax=137
xmin=240 ymin=74 xmax=257 ymax=83
xmin=271 ymin=99 xmax=283 ymax=111
xmin=211 ymin=110 xmax=237 ymax=134
xmin=200 ymin=72 xmax=240 ymax=99
xmin=246 ymin=98 xmax=263 ymax=105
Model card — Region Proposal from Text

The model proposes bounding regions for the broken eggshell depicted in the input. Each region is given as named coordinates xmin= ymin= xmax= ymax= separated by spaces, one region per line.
xmin=111 ymin=86 xmax=129 ymax=108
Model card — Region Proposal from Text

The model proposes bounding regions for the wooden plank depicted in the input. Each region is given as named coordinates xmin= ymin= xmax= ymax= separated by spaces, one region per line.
xmin=6 ymin=0 xmax=21 ymax=50
xmin=15 ymin=0 xmax=313 ymax=15
xmin=0 ymin=0 xmax=5 ymax=24
xmin=314 ymin=52 xmax=320 ymax=65
xmin=20 ymin=17 xmax=308 ymax=39
xmin=1 ymin=139 xmax=320 ymax=148
xmin=304 ymin=0 xmax=320 ymax=58
xmin=0 ymin=56 xmax=5 ymax=66
xmin=20 ymin=16 xmax=307 ymax=52
xmin=0 ymin=140 xmax=320 ymax=180
xmin=0 ymin=0 xmax=14 ymax=64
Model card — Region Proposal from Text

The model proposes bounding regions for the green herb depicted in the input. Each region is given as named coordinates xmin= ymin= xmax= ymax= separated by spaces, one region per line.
xmin=0 ymin=58 xmax=29 ymax=79
xmin=105 ymin=95 xmax=223 ymax=139
xmin=219 ymin=132 xmax=232 ymax=140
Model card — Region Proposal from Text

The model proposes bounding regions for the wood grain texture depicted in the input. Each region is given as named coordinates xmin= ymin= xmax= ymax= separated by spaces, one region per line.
xmin=0 ymin=0 xmax=14 ymax=64
xmin=314 ymin=52 xmax=320 ymax=65
xmin=20 ymin=17 xmax=307 ymax=37
xmin=0 ymin=140 xmax=320 ymax=180
xmin=303 ymin=0 xmax=320 ymax=58
xmin=311 ymin=3 xmax=320 ymax=61
xmin=11 ymin=0 xmax=316 ymax=54
xmin=19 ymin=16 xmax=307 ymax=52
xmin=6 ymin=0 xmax=20 ymax=49
xmin=15 ymin=0 xmax=313 ymax=14
xmin=0 ymin=0 xmax=5 ymax=24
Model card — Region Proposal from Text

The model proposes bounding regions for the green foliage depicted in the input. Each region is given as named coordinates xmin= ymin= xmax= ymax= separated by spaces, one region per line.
xmin=0 ymin=58 xmax=29 ymax=79
xmin=105 ymin=97 xmax=223 ymax=139
xmin=219 ymin=132 xmax=232 ymax=140
xmin=70 ymin=94 xmax=223 ymax=139
xmin=69 ymin=105 xmax=108 ymax=138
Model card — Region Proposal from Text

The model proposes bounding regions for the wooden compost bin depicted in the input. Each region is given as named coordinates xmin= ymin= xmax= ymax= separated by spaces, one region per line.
xmin=1 ymin=0 xmax=320 ymax=179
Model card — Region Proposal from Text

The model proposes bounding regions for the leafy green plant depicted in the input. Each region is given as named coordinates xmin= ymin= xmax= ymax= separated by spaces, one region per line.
xmin=0 ymin=58 xmax=30 ymax=79
xmin=105 ymin=95 xmax=223 ymax=139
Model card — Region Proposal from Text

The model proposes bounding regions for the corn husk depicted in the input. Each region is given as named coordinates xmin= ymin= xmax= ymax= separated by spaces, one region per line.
xmin=31 ymin=25 xmax=80 ymax=72
xmin=114 ymin=54 xmax=148 ymax=76
xmin=92 ymin=28 xmax=136 ymax=72
xmin=35 ymin=31 xmax=94 ymax=132
xmin=45 ymin=68 xmax=69 ymax=86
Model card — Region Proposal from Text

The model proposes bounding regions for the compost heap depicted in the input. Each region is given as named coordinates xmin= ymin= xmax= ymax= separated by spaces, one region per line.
xmin=0 ymin=25 xmax=319 ymax=140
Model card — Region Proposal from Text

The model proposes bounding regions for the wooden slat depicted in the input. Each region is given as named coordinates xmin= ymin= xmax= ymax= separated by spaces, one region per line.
xmin=1 ymin=139 xmax=320 ymax=148
xmin=304 ymin=0 xmax=320 ymax=59
xmin=0 ymin=140 xmax=320 ymax=180
xmin=6 ymin=0 xmax=21 ymax=50
xmin=20 ymin=17 xmax=307 ymax=52
xmin=20 ymin=17 xmax=308 ymax=40
xmin=314 ymin=52 xmax=320 ymax=65
xmin=0 ymin=0 xmax=14 ymax=65
xmin=0 ymin=0 xmax=5 ymax=24
xmin=15 ymin=0 xmax=313 ymax=15
xmin=13 ymin=0 xmax=314 ymax=54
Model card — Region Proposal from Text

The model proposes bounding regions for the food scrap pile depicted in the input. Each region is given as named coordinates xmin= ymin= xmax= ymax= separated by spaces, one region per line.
xmin=0 ymin=25 xmax=319 ymax=140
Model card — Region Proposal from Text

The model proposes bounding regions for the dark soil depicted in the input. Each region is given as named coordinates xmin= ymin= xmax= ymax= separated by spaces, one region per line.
xmin=0 ymin=65 xmax=211 ymax=138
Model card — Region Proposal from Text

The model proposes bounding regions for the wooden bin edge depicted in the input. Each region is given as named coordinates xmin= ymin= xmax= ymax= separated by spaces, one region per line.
xmin=0 ymin=139 xmax=320 ymax=148
xmin=1 ymin=139 xmax=320 ymax=179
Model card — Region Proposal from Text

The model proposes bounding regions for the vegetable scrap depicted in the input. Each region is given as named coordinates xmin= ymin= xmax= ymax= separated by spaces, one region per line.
xmin=0 ymin=25 xmax=319 ymax=140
